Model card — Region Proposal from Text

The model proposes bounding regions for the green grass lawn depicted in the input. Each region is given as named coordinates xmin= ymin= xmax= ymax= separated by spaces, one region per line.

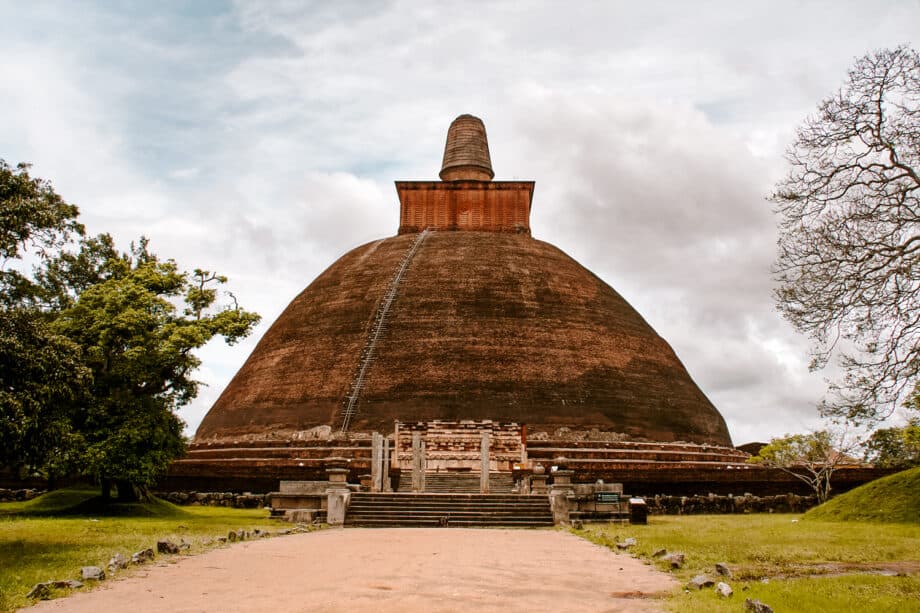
xmin=576 ymin=515 xmax=920 ymax=612
xmin=805 ymin=467 xmax=920 ymax=524
xmin=0 ymin=487 xmax=284 ymax=612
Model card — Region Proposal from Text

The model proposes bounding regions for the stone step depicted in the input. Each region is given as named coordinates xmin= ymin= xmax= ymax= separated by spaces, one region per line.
xmin=349 ymin=505 xmax=549 ymax=512
xmin=352 ymin=494 xmax=533 ymax=502
xmin=345 ymin=520 xmax=553 ymax=528
xmin=395 ymin=472 xmax=515 ymax=493
xmin=349 ymin=493 xmax=549 ymax=503
xmin=348 ymin=509 xmax=547 ymax=521
xmin=345 ymin=492 xmax=553 ymax=527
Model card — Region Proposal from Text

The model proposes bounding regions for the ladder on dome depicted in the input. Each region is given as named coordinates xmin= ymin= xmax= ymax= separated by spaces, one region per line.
xmin=340 ymin=228 xmax=432 ymax=432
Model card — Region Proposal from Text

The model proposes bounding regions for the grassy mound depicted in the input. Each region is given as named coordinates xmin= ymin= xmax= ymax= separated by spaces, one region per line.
xmin=0 ymin=486 xmax=188 ymax=518
xmin=805 ymin=466 xmax=920 ymax=523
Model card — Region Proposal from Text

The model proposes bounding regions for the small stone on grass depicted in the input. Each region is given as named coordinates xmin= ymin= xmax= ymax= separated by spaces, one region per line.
xmin=715 ymin=581 xmax=733 ymax=598
xmin=131 ymin=548 xmax=155 ymax=564
xmin=81 ymin=566 xmax=105 ymax=581
xmin=687 ymin=574 xmax=715 ymax=590
xmin=715 ymin=562 xmax=733 ymax=578
xmin=157 ymin=540 xmax=179 ymax=554
xmin=745 ymin=598 xmax=774 ymax=613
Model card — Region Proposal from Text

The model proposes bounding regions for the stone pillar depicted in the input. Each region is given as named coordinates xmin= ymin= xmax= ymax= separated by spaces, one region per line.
xmin=552 ymin=469 xmax=574 ymax=489
xmin=371 ymin=432 xmax=380 ymax=492
xmin=383 ymin=436 xmax=392 ymax=492
xmin=412 ymin=432 xmax=426 ymax=492
xmin=393 ymin=421 xmax=400 ymax=469
xmin=370 ymin=432 xmax=382 ymax=493
xmin=480 ymin=431 xmax=491 ymax=494
xmin=518 ymin=469 xmax=532 ymax=496
xmin=531 ymin=464 xmax=549 ymax=495
xmin=549 ymin=469 xmax=576 ymax=526
xmin=520 ymin=424 xmax=528 ymax=465
xmin=325 ymin=457 xmax=351 ymax=526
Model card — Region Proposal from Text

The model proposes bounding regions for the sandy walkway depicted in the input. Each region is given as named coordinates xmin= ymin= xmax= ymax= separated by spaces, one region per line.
xmin=26 ymin=528 xmax=676 ymax=612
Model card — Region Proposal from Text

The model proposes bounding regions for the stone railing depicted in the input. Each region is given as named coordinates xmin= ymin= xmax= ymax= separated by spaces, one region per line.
xmin=644 ymin=493 xmax=818 ymax=515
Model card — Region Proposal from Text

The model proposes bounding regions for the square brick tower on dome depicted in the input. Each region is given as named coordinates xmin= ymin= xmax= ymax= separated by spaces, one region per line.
xmin=170 ymin=114 xmax=754 ymax=494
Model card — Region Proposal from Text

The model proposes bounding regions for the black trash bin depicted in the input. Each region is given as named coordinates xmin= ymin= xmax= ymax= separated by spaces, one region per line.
xmin=629 ymin=497 xmax=648 ymax=525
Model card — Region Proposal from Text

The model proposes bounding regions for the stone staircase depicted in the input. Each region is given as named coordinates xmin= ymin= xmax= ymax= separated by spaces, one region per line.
xmin=345 ymin=493 xmax=553 ymax=527
xmin=396 ymin=472 xmax=514 ymax=493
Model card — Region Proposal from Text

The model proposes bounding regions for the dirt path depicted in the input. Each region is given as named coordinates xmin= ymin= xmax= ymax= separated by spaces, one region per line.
xmin=27 ymin=528 xmax=676 ymax=612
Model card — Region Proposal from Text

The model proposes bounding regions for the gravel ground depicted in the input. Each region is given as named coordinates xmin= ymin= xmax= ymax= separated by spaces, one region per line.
xmin=26 ymin=528 xmax=676 ymax=612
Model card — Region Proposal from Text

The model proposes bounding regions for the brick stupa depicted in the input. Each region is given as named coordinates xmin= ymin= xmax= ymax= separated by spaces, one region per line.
xmin=178 ymin=115 xmax=736 ymax=490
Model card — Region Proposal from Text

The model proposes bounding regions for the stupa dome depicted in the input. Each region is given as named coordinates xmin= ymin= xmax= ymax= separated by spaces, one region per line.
xmin=195 ymin=114 xmax=731 ymax=447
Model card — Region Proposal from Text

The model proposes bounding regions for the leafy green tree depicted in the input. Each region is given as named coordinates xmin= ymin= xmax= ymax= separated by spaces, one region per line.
xmin=769 ymin=46 xmax=920 ymax=424
xmin=863 ymin=418 xmax=920 ymax=469
xmin=52 ymin=240 xmax=261 ymax=500
xmin=0 ymin=159 xmax=87 ymax=481
xmin=1 ymin=158 xmax=260 ymax=500
xmin=0 ymin=309 xmax=89 ymax=481
xmin=0 ymin=160 xmax=83 ymax=305
xmin=748 ymin=429 xmax=861 ymax=502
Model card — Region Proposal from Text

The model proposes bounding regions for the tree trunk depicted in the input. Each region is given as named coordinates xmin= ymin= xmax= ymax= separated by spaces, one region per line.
xmin=115 ymin=479 xmax=148 ymax=502
xmin=100 ymin=477 xmax=113 ymax=501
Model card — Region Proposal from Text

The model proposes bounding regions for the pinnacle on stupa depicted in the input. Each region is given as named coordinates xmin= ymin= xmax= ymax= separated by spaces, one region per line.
xmin=439 ymin=114 xmax=495 ymax=181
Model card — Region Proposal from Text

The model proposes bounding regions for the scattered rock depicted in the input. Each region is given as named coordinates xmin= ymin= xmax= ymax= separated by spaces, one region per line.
xmin=571 ymin=520 xmax=583 ymax=530
xmin=216 ymin=536 xmax=228 ymax=543
xmin=687 ymin=574 xmax=715 ymax=590
xmin=81 ymin=566 xmax=105 ymax=581
xmin=616 ymin=537 xmax=637 ymax=550
xmin=662 ymin=552 xmax=685 ymax=569
xmin=715 ymin=562 xmax=733 ymax=578
xmin=51 ymin=580 xmax=83 ymax=589
xmin=745 ymin=598 xmax=774 ymax=613
xmin=0 ymin=488 xmax=45 ymax=503
xmin=179 ymin=539 xmax=191 ymax=551
xmin=107 ymin=553 xmax=128 ymax=573
xmin=157 ymin=540 xmax=179 ymax=555
xmin=227 ymin=529 xmax=246 ymax=541
xmin=651 ymin=548 xmax=667 ymax=558
xmin=155 ymin=491 xmax=268 ymax=509
xmin=200 ymin=538 xmax=214 ymax=546
xmin=26 ymin=583 xmax=52 ymax=599
xmin=131 ymin=548 xmax=155 ymax=564
xmin=715 ymin=581 xmax=733 ymax=598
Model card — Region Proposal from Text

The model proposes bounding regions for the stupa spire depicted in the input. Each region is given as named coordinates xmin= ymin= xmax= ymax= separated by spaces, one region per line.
xmin=439 ymin=114 xmax=494 ymax=181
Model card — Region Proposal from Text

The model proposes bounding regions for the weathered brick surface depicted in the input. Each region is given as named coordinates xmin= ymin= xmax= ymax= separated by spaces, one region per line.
xmin=195 ymin=231 xmax=731 ymax=446
xmin=396 ymin=181 xmax=533 ymax=234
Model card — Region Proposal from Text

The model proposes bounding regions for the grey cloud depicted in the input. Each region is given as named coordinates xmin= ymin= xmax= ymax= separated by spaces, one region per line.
xmin=4 ymin=1 xmax=919 ymax=440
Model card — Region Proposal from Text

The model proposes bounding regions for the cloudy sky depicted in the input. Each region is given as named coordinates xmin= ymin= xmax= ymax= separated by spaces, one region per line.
xmin=3 ymin=1 xmax=918 ymax=445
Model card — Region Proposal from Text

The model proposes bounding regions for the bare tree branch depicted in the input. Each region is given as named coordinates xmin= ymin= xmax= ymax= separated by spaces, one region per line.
xmin=770 ymin=46 xmax=920 ymax=424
